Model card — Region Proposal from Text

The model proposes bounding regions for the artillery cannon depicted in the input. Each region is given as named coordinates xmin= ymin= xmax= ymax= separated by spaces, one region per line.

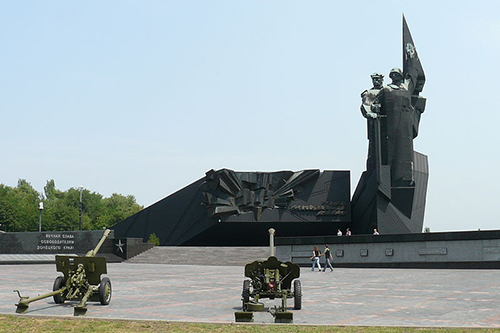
xmin=235 ymin=228 xmax=302 ymax=323
xmin=14 ymin=229 xmax=112 ymax=316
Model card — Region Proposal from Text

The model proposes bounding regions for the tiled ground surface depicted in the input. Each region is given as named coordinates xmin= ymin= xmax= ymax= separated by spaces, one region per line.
xmin=1 ymin=263 xmax=499 ymax=327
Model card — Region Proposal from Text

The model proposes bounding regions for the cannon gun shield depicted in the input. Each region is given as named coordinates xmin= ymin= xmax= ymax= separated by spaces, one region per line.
xmin=235 ymin=229 xmax=302 ymax=323
xmin=14 ymin=229 xmax=112 ymax=316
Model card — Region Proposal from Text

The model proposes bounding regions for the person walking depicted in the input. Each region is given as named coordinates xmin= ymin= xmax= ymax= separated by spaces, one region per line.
xmin=322 ymin=245 xmax=334 ymax=272
xmin=346 ymin=228 xmax=352 ymax=236
xmin=310 ymin=246 xmax=322 ymax=271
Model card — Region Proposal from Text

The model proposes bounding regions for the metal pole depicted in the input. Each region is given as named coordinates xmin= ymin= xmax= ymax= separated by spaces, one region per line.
xmin=38 ymin=210 xmax=42 ymax=232
xmin=268 ymin=228 xmax=276 ymax=257
xmin=79 ymin=186 xmax=83 ymax=230
xmin=38 ymin=202 xmax=43 ymax=232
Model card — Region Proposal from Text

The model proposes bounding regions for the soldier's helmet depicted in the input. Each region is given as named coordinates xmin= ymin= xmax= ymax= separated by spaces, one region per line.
xmin=370 ymin=72 xmax=384 ymax=79
xmin=389 ymin=67 xmax=403 ymax=79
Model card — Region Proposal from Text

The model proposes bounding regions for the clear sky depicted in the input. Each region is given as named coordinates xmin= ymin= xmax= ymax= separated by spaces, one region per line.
xmin=2 ymin=1 xmax=499 ymax=232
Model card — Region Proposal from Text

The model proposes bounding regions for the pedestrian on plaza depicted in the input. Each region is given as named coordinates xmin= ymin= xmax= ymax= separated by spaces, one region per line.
xmin=373 ymin=228 xmax=380 ymax=235
xmin=337 ymin=229 xmax=342 ymax=236
xmin=310 ymin=246 xmax=322 ymax=271
xmin=322 ymin=245 xmax=334 ymax=272
xmin=346 ymin=228 xmax=352 ymax=236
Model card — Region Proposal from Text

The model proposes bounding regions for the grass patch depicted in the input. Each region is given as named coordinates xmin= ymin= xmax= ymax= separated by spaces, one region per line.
xmin=1 ymin=315 xmax=499 ymax=332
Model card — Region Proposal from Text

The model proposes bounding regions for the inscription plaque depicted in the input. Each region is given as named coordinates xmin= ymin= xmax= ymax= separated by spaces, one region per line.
xmin=385 ymin=248 xmax=394 ymax=256
xmin=483 ymin=246 xmax=500 ymax=261
xmin=37 ymin=233 xmax=75 ymax=251
xmin=418 ymin=247 xmax=447 ymax=255
xmin=482 ymin=247 xmax=500 ymax=254
xmin=0 ymin=230 xmax=113 ymax=254
xmin=336 ymin=249 xmax=344 ymax=257
xmin=360 ymin=249 xmax=368 ymax=257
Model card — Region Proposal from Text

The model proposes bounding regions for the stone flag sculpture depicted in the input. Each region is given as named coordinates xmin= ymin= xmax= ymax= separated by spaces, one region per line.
xmin=352 ymin=15 xmax=429 ymax=234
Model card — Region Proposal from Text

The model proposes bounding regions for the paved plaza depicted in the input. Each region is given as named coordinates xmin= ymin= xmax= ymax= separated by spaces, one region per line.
xmin=1 ymin=263 xmax=499 ymax=327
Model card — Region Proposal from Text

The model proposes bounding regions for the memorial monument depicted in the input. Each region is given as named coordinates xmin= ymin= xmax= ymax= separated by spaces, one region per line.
xmin=112 ymin=16 xmax=429 ymax=245
xmin=351 ymin=15 xmax=428 ymax=234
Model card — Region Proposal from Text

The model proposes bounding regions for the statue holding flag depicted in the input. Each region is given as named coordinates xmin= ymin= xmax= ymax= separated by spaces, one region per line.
xmin=361 ymin=15 xmax=427 ymax=187
xmin=352 ymin=15 xmax=429 ymax=235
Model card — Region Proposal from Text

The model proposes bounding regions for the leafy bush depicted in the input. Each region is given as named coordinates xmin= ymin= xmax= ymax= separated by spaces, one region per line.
xmin=147 ymin=233 xmax=160 ymax=246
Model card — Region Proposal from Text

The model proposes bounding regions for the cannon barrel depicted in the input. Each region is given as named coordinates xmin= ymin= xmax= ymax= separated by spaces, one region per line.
xmin=85 ymin=229 xmax=111 ymax=257
xmin=15 ymin=229 xmax=112 ymax=314
xmin=236 ymin=228 xmax=301 ymax=323
xmin=268 ymin=228 xmax=275 ymax=257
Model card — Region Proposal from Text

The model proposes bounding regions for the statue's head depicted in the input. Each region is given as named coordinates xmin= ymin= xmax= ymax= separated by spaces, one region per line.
xmin=389 ymin=67 xmax=403 ymax=83
xmin=370 ymin=72 xmax=384 ymax=88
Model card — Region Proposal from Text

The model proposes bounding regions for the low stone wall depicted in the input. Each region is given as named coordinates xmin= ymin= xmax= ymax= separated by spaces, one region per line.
xmin=0 ymin=230 xmax=114 ymax=255
xmin=275 ymin=230 xmax=500 ymax=269
xmin=112 ymin=237 xmax=155 ymax=260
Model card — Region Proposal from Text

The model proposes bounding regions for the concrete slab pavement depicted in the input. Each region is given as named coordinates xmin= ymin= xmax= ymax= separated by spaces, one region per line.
xmin=1 ymin=263 xmax=499 ymax=327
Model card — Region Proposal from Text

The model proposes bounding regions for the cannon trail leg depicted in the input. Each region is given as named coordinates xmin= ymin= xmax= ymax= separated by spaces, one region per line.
xmin=234 ymin=311 xmax=254 ymax=322
xmin=274 ymin=311 xmax=293 ymax=323
xmin=273 ymin=295 xmax=293 ymax=323
xmin=74 ymin=288 xmax=94 ymax=316
xmin=15 ymin=288 xmax=66 ymax=314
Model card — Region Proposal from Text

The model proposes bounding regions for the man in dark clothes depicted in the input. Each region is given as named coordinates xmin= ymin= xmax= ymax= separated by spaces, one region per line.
xmin=322 ymin=245 xmax=334 ymax=272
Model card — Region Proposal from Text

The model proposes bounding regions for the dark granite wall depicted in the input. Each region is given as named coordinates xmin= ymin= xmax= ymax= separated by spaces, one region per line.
xmin=275 ymin=230 xmax=500 ymax=269
xmin=0 ymin=230 xmax=114 ymax=255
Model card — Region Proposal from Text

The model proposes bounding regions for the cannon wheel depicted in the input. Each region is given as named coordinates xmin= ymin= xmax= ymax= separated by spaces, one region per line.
xmin=242 ymin=280 xmax=251 ymax=303
xmin=293 ymin=279 xmax=302 ymax=310
xmin=98 ymin=277 xmax=112 ymax=305
xmin=53 ymin=276 xmax=66 ymax=304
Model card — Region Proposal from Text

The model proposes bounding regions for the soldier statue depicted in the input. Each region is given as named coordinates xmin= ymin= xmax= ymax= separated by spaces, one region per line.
xmin=353 ymin=16 xmax=428 ymax=235
xmin=360 ymin=72 xmax=384 ymax=170
xmin=381 ymin=65 xmax=425 ymax=187
xmin=359 ymin=15 xmax=427 ymax=189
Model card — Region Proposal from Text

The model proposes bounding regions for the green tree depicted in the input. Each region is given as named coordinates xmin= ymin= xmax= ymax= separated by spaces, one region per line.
xmin=103 ymin=193 xmax=143 ymax=225
xmin=0 ymin=179 xmax=143 ymax=232
xmin=44 ymin=179 xmax=63 ymax=200
xmin=0 ymin=185 xmax=17 ymax=232
xmin=43 ymin=199 xmax=79 ymax=231
xmin=15 ymin=180 xmax=40 ymax=231
xmin=0 ymin=180 xmax=40 ymax=231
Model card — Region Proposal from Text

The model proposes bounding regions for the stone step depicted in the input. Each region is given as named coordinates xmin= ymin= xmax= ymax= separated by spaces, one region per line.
xmin=125 ymin=246 xmax=270 ymax=266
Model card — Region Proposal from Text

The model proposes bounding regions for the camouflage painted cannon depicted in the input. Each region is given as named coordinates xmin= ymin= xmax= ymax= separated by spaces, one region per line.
xmin=235 ymin=228 xmax=302 ymax=323
xmin=14 ymin=229 xmax=112 ymax=316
